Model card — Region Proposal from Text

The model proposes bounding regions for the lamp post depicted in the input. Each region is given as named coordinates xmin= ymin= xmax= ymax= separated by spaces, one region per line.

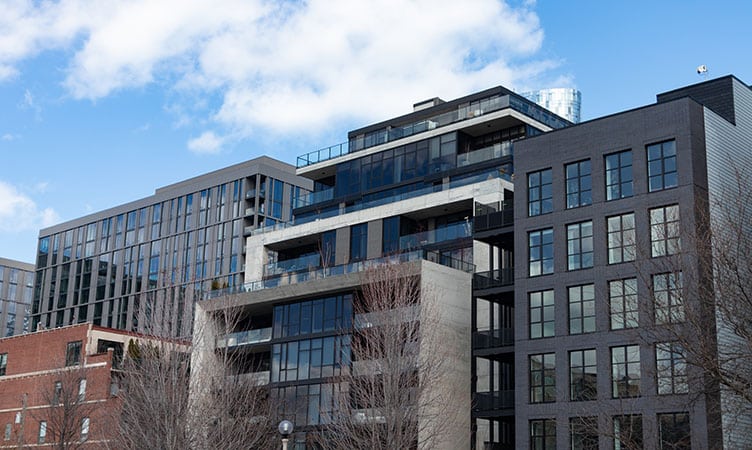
xmin=278 ymin=419 xmax=294 ymax=450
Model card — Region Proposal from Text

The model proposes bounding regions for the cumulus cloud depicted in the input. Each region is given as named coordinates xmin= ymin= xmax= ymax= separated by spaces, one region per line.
xmin=0 ymin=181 xmax=59 ymax=232
xmin=0 ymin=0 xmax=557 ymax=143
xmin=187 ymin=130 xmax=223 ymax=154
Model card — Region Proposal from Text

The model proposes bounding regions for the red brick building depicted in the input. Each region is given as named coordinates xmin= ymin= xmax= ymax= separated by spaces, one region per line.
xmin=0 ymin=324 xmax=136 ymax=448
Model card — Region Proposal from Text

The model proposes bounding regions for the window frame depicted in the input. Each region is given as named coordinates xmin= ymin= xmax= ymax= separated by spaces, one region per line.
xmin=0 ymin=353 xmax=7 ymax=376
xmin=653 ymin=272 xmax=684 ymax=324
xmin=656 ymin=342 xmax=688 ymax=395
xmin=613 ymin=414 xmax=643 ymax=450
xmin=528 ymin=168 xmax=553 ymax=216
xmin=38 ymin=421 xmax=47 ymax=444
xmin=568 ymin=284 xmax=595 ymax=334
xmin=607 ymin=213 xmax=635 ymax=264
xmin=647 ymin=140 xmax=678 ymax=192
xmin=565 ymin=160 xmax=592 ymax=209
xmin=567 ymin=221 xmax=593 ymax=270
xmin=658 ymin=412 xmax=691 ymax=450
xmin=570 ymin=416 xmax=598 ymax=450
xmin=609 ymin=278 xmax=639 ymax=330
xmin=650 ymin=205 xmax=680 ymax=257
xmin=530 ymin=353 xmax=556 ymax=403
xmin=65 ymin=341 xmax=82 ymax=367
xmin=605 ymin=150 xmax=633 ymax=201
xmin=569 ymin=349 xmax=597 ymax=401
xmin=529 ymin=228 xmax=554 ymax=277
xmin=611 ymin=344 xmax=641 ymax=398
xmin=529 ymin=290 xmax=555 ymax=339
xmin=530 ymin=418 xmax=556 ymax=450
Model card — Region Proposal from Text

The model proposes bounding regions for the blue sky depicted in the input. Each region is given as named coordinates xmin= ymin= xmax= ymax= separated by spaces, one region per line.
xmin=1 ymin=0 xmax=751 ymax=263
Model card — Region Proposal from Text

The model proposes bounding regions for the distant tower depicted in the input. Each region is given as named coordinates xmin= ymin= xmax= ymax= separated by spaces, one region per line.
xmin=521 ymin=88 xmax=582 ymax=123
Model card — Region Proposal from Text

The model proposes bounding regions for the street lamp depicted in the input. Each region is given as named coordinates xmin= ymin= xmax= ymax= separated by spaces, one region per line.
xmin=278 ymin=419 xmax=294 ymax=450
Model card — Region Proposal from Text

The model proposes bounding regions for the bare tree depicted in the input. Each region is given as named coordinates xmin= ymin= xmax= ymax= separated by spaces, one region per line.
xmin=318 ymin=262 xmax=465 ymax=450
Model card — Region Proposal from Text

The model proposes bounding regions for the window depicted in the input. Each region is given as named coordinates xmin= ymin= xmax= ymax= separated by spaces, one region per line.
xmin=656 ymin=343 xmax=688 ymax=395
xmin=570 ymin=417 xmax=598 ymax=450
xmin=613 ymin=415 xmax=643 ymax=450
xmin=66 ymin=341 xmax=82 ymax=366
xmin=530 ymin=419 xmax=556 ymax=450
xmin=566 ymin=160 xmax=592 ymax=208
xmin=528 ymin=169 xmax=553 ymax=216
xmin=569 ymin=349 xmax=597 ymax=401
xmin=4 ymin=423 xmax=10 ymax=441
xmin=650 ymin=205 xmax=680 ymax=257
xmin=530 ymin=353 xmax=556 ymax=403
xmin=653 ymin=272 xmax=684 ymax=324
xmin=382 ymin=216 xmax=400 ymax=255
xmin=529 ymin=290 xmax=555 ymax=339
xmin=53 ymin=381 xmax=62 ymax=404
xmin=609 ymin=278 xmax=638 ymax=330
xmin=605 ymin=150 xmax=633 ymax=200
xmin=658 ymin=412 xmax=691 ymax=450
xmin=567 ymin=221 xmax=593 ymax=270
xmin=611 ymin=345 xmax=640 ymax=398
xmin=78 ymin=379 xmax=87 ymax=402
xmin=350 ymin=223 xmax=368 ymax=262
xmin=607 ymin=213 xmax=635 ymax=264
xmin=0 ymin=353 xmax=6 ymax=376
xmin=81 ymin=417 xmax=90 ymax=442
xmin=647 ymin=140 xmax=677 ymax=192
xmin=529 ymin=229 xmax=554 ymax=276
xmin=569 ymin=284 xmax=595 ymax=334
xmin=38 ymin=421 xmax=47 ymax=444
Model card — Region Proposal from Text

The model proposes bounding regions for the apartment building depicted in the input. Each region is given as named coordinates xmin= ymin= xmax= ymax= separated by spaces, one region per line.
xmin=31 ymin=157 xmax=311 ymax=337
xmin=0 ymin=258 xmax=34 ymax=337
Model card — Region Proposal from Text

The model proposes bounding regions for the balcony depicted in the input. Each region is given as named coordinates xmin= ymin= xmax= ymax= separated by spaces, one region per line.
xmin=246 ymin=188 xmax=265 ymax=200
xmin=244 ymin=207 xmax=256 ymax=217
xmin=399 ymin=222 xmax=473 ymax=251
xmin=474 ymin=209 xmax=513 ymax=233
xmin=294 ymin=187 xmax=335 ymax=209
xmin=265 ymin=253 xmax=321 ymax=277
xmin=457 ymin=142 xmax=512 ymax=168
xmin=473 ymin=269 xmax=514 ymax=290
xmin=473 ymin=328 xmax=514 ymax=349
xmin=216 ymin=327 xmax=272 ymax=348
xmin=473 ymin=390 xmax=515 ymax=412
xmin=236 ymin=370 xmax=270 ymax=386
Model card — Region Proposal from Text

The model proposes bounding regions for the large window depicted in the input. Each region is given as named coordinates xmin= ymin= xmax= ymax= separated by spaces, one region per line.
xmin=566 ymin=160 xmax=592 ymax=208
xmin=568 ymin=284 xmax=595 ymax=334
xmin=611 ymin=345 xmax=640 ymax=398
xmin=65 ymin=341 xmax=82 ymax=367
xmin=38 ymin=421 xmax=47 ymax=444
xmin=528 ymin=169 xmax=553 ymax=216
xmin=569 ymin=349 xmax=597 ymax=401
xmin=653 ymin=272 xmax=684 ymax=324
xmin=271 ymin=336 xmax=351 ymax=383
xmin=530 ymin=353 xmax=556 ymax=403
xmin=613 ymin=415 xmax=643 ymax=450
xmin=350 ymin=223 xmax=368 ymax=262
xmin=656 ymin=342 xmax=688 ymax=395
xmin=658 ymin=412 xmax=691 ymax=450
xmin=530 ymin=419 xmax=556 ymax=450
xmin=605 ymin=150 xmax=633 ymax=201
xmin=650 ymin=205 xmax=680 ymax=257
xmin=529 ymin=290 xmax=555 ymax=339
xmin=647 ymin=140 xmax=678 ymax=192
xmin=272 ymin=295 xmax=353 ymax=339
xmin=273 ymin=382 xmax=345 ymax=426
xmin=529 ymin=229 xmax=554 ymax=276
xmin=0 ymin=353 xmax=6 ymax=376
xmin=607 ymin=213 xmax=635 ymax=264
xmin=382 ymin=216 xmax=400 ymax=255
xmin=609 ymin=279 xmax=638 ymax=330
xmin=570 ymin=417 xmax=598 ymax=450
xmin=81 ymin=417 xmax=90 ymax=442
xmin=567 ymin=221 xmax=593 ymax=270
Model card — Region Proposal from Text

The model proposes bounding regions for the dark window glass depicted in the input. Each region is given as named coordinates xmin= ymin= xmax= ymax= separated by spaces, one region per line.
xmin=530 ymin=353 xmax=555 ymax=403
xmin=570 ymin=417 xmax=598 ymax=450
xmin=350 ymin=223 xmax=368 ymax=262
xmin=614 ymin=415 xmax=643 ymax=450
xmin=605 ymin=150 xmax=633 ymax=200
xmin=656 ymin=342 xmax=688 ymax=395
xmin=0 ymin=353 xmax=7 ymax=376
xmin=569 ymin=349 xmax=597 ymax=401
xmin=529 ymin=229 xmax=554 ymax=276
xmin=529 ymin=290 xmax=554 ymax=339
xmin=66 ymin=341 xmax=82 ymax=366
xmin=530 ymin=419 xmax=556 ymax=450
xmin=568 ymin=284 xmax=595 ymax=334
xmin=611 ymin=345 xmax=640 ymax=398
xmin=566 ymin=160 xmax=592 ymax=208
xmin=658 ymin=412 xmax=690 ymax=450
xmin=647 ymin=140 xmax=678 ymax=192
xmin=382 ymin=216 xmax=400 ymax=255
xmin=567 ymin=221 xmax=593 ymax=270
xmin=528 ymin=169 xmax=553 ymax=216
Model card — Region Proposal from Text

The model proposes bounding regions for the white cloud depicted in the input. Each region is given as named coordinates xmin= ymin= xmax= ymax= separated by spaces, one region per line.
xmin=0 ymin=0 xmax=558 ymax=143
xmin=1 ymin=133 xmax=17 ymax=141
xmin=187 ymin=131 xmax=223 ymax=154
xmin=0 ymin=180 xmax=60 ymax=232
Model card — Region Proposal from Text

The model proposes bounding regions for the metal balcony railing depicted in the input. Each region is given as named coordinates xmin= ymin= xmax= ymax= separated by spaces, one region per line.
xmin=474 ymin=209 xmax=514 ymax=232
xmin=473 ymin=328 xmax=514 ymax=349
xmin=473 ymin=390 xmax=515 ymax=411
xmin=473 ymin=269 xmax=514 ymax=290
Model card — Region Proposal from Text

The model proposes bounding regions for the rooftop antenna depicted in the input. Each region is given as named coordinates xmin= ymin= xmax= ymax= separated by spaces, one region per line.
xmin=697 ymin=64 xmax=709 ymax=79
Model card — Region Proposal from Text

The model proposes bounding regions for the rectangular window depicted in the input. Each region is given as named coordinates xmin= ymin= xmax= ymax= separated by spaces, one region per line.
xmin=53 ymin=381 xmax=62 ymax=404
xmin=647 ymin=140 xmax=677 ymax=192
xmin=530 ymin=419 xmax=556 ymax=450
xmin=653 ymin=272 xmax=684 ymax=324
xmin=650 ymin=205 xmax=680 ymax=257
xmin=350 ymin=223 xmax=368 ymax=262
xmin=78 ymin=379 xmax=87 ymax=402
xmin=529 ymin=229 xmax=554 ymax=276
xmin=530 ymin=353 xmax=556 ymax=403
xmin=382 ymin=216 xmax=400 ymax=255
xmin=611 ymin=345 xmax=640 ymax=398
xmin=569 ymin=349 xmax=597 ymax=401
xmin=605 ymin=150 xmax=633 ymax=200
xmin=613 ymin=415 xmax=643 ymax=450
xmin=529 ymin=290 xmax=555 ymax=339
xmin=566 ymin=160 xmax=592 ymax=208
xmin=607 ymin=213 xmax=635 ymax=264
xmin=567 ymin=221 xmax=593 ymax=270
xmin=38 ymin=421 xmax=47 ymax=444
xmin=609 ymin=279 xmax=638 ymax=330
xmin=528 ymin=169 xmax=553 ymax=216
xmin=570 ymin=417 xmax=598 ymax=450
xmin=81 ymin=417 xmax=90 ymax=442
xmin=658 ymin=412 xmax=691 ymax=450
xmin=4 ymin=423 xmax=10 ymax=441
xmin=0 ymin=353 xmax=6 ymax=376
xmin=656 ymin=343 xmax=688 ymax=395
xmin=65 ymin=341 xmax=82 ymax=366
xmin=568 ymin=284 xmax=595 ymax=334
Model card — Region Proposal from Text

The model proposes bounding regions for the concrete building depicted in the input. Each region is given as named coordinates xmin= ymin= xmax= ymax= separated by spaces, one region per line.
xmin=522 ymin=88 xmax=582 ymax=123
xmin=0 ymin=258 xmax=34 ymax=337
xmin=0 ymin=323 xmax=135 ymax=447
xmin=31 ymin=157 xmax=311 ymax=337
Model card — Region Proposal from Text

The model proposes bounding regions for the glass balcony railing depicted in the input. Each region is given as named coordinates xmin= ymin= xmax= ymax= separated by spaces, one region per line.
xmin=296 ymin=93 xmax=569 ymax=168
xmin=294 ymin=187 xmax=334 ymax=209
xmin=265 ymin=253 xmax=321 ymax=276
xmin=473 ymin=390 xmax=515 ymax=411
xmin=202 ymin=249 xmax=474 ymax=300
xmin=473 ymin=269 xmax=514 ymax=290
xmin=473 ymin=328 xmax=514 ymax=349
xmin=216 ymin=327 xmax=272 ymax=348
xmin=457 ymin=142 xmax=513 ymax=167
xmin=398 ymin=222 xmax=472 ymax=251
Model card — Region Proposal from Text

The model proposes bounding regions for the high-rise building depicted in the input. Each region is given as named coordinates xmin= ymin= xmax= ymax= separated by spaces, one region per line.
xmin=194 ymin=76 xmax=752 ymax=449
xmin=31 ymin=157 xmax=311 ymax=337
xmin=0 ymin=258 xmax=34 ymax=337
xmin=522 ymin=88 xmax=582 ymax=123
